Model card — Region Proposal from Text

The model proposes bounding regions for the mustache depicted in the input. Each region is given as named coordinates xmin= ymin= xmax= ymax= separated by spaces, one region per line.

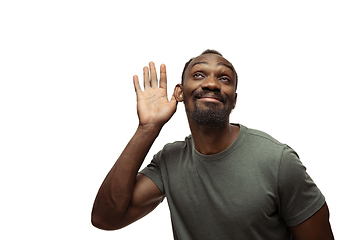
xmin=193 ymin=90 xmax=227 ymax=103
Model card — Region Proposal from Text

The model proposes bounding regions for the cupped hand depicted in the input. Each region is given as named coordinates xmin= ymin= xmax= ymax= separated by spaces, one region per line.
xmin=133 ymin=62 xmax=177 ymax=130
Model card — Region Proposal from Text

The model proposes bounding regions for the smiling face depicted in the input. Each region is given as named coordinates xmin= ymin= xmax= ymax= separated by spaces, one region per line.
xmin=178 ymin=53 xmax=237 ymax=127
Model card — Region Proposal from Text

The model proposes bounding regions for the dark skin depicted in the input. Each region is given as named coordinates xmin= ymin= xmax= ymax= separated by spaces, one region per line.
xmin=91 ymin=62 xmax=173 ymax=230
xmin=175 ymin=54 xmax=239 ymax=155
xmin=91 ymin=54 xmax=334 ymax=239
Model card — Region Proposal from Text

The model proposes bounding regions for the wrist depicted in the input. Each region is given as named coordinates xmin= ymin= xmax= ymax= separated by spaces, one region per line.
xmin=136 ymin=124 xmax=162 ymax=138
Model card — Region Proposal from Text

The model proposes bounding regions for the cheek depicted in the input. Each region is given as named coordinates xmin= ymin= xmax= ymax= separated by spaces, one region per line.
xmin=224 ymin=90 xmax=237 ymax=105
xmin=183 ymin=83 xmax=197 ymax=99
xmin=230 ymin=93 xmax=237 ymax=108
xmin=182 ymin=86 xmax=198 ymax=109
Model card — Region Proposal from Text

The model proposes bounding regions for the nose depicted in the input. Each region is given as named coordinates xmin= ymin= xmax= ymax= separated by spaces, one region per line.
xmin=201 ymin=75 xmax=221 ymax=91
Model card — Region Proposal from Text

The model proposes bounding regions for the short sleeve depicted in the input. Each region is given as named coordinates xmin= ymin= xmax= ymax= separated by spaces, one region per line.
xmin=139 ymin=151 xmax=165 ymax=194
xmin=278 ymin=146 xmax=325 ymax=226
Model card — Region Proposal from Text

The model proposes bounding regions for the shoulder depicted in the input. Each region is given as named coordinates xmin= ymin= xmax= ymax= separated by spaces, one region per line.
xmin=242 ymin=126 xmax=288 ymax=156
xmin=244 ymin=127 xmax=284 ymax=146
xmin=162 ymin=135 xmax=192 ymax=153
xmin=238 ymin=125 xmax=299 ymax=168
xmin=154 ymin=135 xmax=193 ymax=161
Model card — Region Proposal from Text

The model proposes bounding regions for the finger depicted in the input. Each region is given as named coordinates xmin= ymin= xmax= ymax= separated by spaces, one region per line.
xmin=149 ymin=62 xmax=158 ymax=88
xmin=143 ymin=66 xmax=150 ymax=89
xmin=159 ymin=64 xmax=167 ymax=90
xmin=170 ymin=93 xmax=178 ymax=111
xmin=133 ymin=75 xmax=142 ymax=93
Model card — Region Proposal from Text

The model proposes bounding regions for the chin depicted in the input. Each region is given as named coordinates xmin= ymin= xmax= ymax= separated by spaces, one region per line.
xmin=187 ymin=102 xmax=230 ymax=128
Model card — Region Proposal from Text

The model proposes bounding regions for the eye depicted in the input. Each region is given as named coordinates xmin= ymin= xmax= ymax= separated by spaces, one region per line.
xmin=219 ymin=76 xmax=230 ymax=82
xmin=193 ymin=73 xmax=204 ymax=79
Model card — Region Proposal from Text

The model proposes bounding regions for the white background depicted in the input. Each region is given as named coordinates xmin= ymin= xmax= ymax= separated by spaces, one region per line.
xmin=1 ymin=0 xmax=359 ymax=239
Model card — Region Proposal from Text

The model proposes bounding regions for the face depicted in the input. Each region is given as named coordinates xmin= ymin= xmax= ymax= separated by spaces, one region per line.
xmin=179 ymin=53 xmax=237 ymax=127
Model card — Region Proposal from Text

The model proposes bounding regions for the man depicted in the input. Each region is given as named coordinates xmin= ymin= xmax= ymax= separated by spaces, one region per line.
xmin=91 ymin=50 xmax=334 ymax=239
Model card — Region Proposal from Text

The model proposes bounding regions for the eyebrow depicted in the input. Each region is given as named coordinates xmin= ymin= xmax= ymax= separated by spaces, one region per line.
xmin=191 ymin=61 xmax=208 ymax=68
xmin=218 ymin=62 xmax=235 ymax=73
xmin=191 ymin=61 xmax=234 ymax=73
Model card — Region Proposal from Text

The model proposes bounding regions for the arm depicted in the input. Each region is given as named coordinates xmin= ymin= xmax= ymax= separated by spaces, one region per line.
xmin=290 ymin=202 xmax=334 ymax=240
xmin=91 ymin=62 xmax=177 ymax=230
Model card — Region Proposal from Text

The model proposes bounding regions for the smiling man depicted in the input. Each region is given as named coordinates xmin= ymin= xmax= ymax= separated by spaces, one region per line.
xmin=91 ymin=50 xmax=334 ymax=239
xmin=182 ymin=53 xmax=237 ymax=129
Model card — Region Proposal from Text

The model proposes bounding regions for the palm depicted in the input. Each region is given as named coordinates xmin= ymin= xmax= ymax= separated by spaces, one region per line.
xmin=133 ymin=62 xmax=177 ymax=128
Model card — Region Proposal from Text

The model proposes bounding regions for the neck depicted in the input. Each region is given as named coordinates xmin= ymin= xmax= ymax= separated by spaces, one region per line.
xmin=188 ymin=120 xmax=240 ymax=155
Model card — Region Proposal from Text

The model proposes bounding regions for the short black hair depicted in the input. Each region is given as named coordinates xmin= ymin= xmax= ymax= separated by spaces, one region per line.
xmin=181 ymin=49 xmax=238 ymax=90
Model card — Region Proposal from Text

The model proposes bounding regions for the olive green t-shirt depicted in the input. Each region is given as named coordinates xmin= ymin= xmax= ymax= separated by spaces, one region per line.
xmin=140 ymin=124 xmax=325 ymax=240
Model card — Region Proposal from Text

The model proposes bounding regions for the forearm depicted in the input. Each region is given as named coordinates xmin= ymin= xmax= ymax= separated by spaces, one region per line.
xmin=92 ymin=61 xmax=177 ymax=230
xmin=92 ymin=126 xmax=161 ymax=225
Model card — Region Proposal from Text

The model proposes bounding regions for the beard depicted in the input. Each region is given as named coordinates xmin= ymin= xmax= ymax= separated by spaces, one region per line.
xmin=185 ymin=90 xmax=235 ymax=128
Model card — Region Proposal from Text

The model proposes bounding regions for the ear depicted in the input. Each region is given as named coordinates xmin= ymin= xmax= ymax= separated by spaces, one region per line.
xmin=174 ymin=84 xmax=184 ymax=102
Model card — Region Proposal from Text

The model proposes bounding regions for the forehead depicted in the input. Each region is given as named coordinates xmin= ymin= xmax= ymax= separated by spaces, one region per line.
xmin=187 ymin=54 xmax=234 ymax=72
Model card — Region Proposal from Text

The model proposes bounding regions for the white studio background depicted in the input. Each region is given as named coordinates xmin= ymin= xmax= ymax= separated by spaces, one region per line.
xmin=1 ymin=1 xmax=359 ymax=239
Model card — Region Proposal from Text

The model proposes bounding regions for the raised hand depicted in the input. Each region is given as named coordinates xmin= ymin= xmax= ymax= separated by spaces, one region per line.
xmin=133 ymin=62 xmax=177 ymax=130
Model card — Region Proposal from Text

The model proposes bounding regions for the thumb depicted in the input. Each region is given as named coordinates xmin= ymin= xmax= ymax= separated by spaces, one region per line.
xmin=170 ymin=94 xmax=178 ymax=109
